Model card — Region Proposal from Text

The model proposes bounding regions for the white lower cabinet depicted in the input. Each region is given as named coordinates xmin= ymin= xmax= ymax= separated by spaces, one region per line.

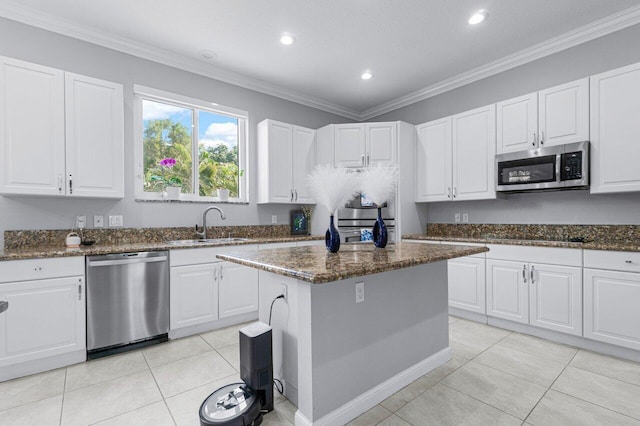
xmin=584 ymin=260 xmax=640 ymax=351
xmin=170 ymin=263 xmax=219 ymax=329
xmin=219 ymin=261 xmax=258 ymax=319
xmin=448 ymin=256 xmax=486 ymax=314
xmin=0 ymin=257 xmax=85 ymax=377
xmin=169 ymin=246 xmax=260 ymax=333
xmin=486 ymin=245 xmax=583 ymax=336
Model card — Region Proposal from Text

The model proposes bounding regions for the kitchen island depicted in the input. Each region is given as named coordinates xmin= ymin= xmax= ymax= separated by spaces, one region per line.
xmin=218 ymin=241 xmax=488 ymax=426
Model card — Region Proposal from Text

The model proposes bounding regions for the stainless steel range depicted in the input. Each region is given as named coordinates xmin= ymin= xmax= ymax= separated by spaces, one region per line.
xmin=337 ymin=193 xmax=396 ymax=243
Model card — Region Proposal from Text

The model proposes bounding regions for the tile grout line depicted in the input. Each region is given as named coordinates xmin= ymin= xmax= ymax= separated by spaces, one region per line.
xmin=141 ymin=347 xmax=178 ymax=425
xmin=521 ymin=342 xmax=580 ymax=424
xmin=59 ymin=367 xmax=68 ymax=426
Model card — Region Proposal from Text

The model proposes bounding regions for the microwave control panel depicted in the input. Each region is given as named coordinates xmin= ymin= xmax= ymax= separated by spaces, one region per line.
xmin=561 ymin=151 xmax=583 ymax=181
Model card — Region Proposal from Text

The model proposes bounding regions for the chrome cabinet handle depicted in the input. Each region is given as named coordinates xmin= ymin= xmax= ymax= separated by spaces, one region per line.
xmin=361 ymin=153 xmax=365 ymax=166
xmin=294 ymin=189 xmax=298 ymax=202
xmin=78 ymin=281 xmax=82 ymax=301
xmin=532 ymin=132 xmax=536 ymax=146
xmin=219 ymin=265 xmax=224 ymax=280
xmin=0 ymin=301 xmax=8 ymax=314
xmin=58 ymin=174 xmax=63 ymax=193
xmin=453 ymin=187 xmax=457 ymax=198
xmin=625 ymin=260 xmax=633 ymax=264
xmin=214 ymin=268 xmax=218 ymax=282
xmin=366 ymin=152 xmax=370 ymax=166
xmin=540 ymin=131 xmax=545 ymax=145
xmin=530 ymin=265 xmax=535 ymax=284
xmin=290 ymin=189 xmax=294 ymax=202
xmin=522 ymin=265 xmax=527 ymax=283
xmin=447 ymin=187 xmax=451 ymax=199
xmin=68 ymin=174 xmax=73 ymax=194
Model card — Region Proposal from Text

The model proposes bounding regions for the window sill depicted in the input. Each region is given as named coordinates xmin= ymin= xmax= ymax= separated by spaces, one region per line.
xmin=135 ymin=198 xmax=249 ymax=205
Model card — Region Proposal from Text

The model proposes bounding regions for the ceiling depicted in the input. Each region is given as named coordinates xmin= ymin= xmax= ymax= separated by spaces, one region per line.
xmin=2 ymin=0 xmax=640 ymax=120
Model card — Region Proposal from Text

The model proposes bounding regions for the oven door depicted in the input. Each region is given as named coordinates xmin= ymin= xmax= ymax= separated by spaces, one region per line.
xmin=496 ymin=154 xmax=559 ymax=192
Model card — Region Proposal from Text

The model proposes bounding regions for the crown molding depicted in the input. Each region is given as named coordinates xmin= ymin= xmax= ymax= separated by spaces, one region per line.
xmin=0 ymin=0 xmax=362 ymax=121
xmin=359 ymin=4 xmax=640 ymax=120
xmin=1 ymin=1 xmax=640 ymax=122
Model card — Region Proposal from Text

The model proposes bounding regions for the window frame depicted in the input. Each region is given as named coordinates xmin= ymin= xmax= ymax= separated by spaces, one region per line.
xmin=133 ymin=84 xmax=249 ymax=203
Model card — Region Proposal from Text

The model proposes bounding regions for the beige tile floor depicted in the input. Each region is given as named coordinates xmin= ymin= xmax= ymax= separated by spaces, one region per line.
xmin=1 ymin=317 xmax=640 ymax=425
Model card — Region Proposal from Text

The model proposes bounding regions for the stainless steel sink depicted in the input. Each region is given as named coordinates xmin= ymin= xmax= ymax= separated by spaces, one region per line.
xmin=166 ymin=238 xmax=250 ymax=246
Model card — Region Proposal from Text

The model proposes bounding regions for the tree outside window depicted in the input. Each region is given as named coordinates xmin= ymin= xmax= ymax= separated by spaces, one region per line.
xmin=140 ymin=96 xmax=244 ymax=200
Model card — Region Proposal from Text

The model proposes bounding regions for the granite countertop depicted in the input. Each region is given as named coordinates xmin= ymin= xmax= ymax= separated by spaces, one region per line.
xmin=216 ymin=241 xmax=488 ymax=284
xmin=402 ymin=234 xmax=640 ymax=252
xmin=0 ymin=235 xmax=323 ymax=261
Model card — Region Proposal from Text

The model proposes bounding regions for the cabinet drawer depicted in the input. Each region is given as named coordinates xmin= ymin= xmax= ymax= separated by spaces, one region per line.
xmin=584 ymin=250 xmax=640 ymax=273
xmin=170 ymin=245 xmax=258 ymax=267
xmin=441 ymin=241 xmax=486 ymax=259
xmin=0 ymin=257 xmax=84 ymax=283
xmin=486 ymin=244 xmax=581 ymax=267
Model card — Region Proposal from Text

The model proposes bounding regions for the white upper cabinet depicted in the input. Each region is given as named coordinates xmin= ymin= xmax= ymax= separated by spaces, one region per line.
xmin=334 ymin=122 xmax=396 ymax=168
xmin=257 ymin=119 xmax=315 ymax=204
xmin=0 ymin=57 xmax=65 ymax=196
xmin=65 ymin=73 xmax=124 ymax=198
xmin=0 ymin=57 xmax=124 ymax=198
xmin=590 ymin=62 xmax=640 ymax=194
xmin=538 ymin=78 xmax=589 ymax=147
xmin=415 ymin=105 xmax=496 ymax=202
xmin=497 ymin=93 xmax=538 ymax=154
xmin=452 ymin=104 xmax=496 ymax=201
xmin=496 ymin=78 xmax=589 ymax=154
xmin=415 ymin=117 xmax=452 ymax=202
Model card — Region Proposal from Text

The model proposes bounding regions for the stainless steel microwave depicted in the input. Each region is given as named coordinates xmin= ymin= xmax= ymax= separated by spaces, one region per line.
xmin=496 ymin=141 xmax=589 ymax=192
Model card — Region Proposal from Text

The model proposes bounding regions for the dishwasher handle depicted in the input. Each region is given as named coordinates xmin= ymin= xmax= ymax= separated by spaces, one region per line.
xmin=87 ymin=255 xmax=168 ymax=267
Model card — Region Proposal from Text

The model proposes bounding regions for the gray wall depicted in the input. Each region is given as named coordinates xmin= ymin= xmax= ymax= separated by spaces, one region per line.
xmin=0 ymin=18 xmax=352 ymax=246
xmin=373 ymin=23 xmax=640 ymax=226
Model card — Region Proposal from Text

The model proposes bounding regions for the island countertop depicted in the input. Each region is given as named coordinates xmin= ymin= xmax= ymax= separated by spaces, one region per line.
xmin=216 ymin=241 xmax=488 ymax=284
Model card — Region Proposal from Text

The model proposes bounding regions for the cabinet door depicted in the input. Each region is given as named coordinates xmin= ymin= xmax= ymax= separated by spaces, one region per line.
xmin=496 ymin=93 xmax=537 ymax=154
xmin=529 ymin=264 xmax=582 ymax=336
xmin=415 ymin=118 xmax=452 ymax=202
xmin=538 ymin=78 xmax=589 ymax=148
xmin=584 ymin=268 xmax=640 ymax=351
xmin=334 ymin=124 xmax=365 ymax=167
xmin=452 ymin=104 xmax=496 ymax=201
xmin=448 ymin=256 xmax=486 ymax=314
xmin=219 ymin=262 xmax=259 ymax=319
xmin=257 ymin=120 xmax=294 ymax=203
xmin=292 ymin=126 xmax=315 ymax=204
xmin=65 ymin=73 xmax=124 ymax=198
xmin=170 ymin=264 xmax=218 ymax=329
xmin=365 ymin=122 xmax=396 ymax=166
xmin=590 ymin=63 xmax=640 ymax=194
xmin=0 ymin=276 xmax=85 ymax=367
xmin=0 ymin=57 xmax=65 ymax=196
xmin=486 ymin=260 xmax=528 ymax=324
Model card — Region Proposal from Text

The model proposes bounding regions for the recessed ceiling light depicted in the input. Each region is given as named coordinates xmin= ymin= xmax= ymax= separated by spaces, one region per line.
xmin=280 ymin=33 xmax=295 ymax=45
xmin=468 ymin=10 xmax=488 ymax=25
xmin=199 ymin=49 xmax=217 ymax=60
xmin=361 ymin=71 xmax=373 ymax=80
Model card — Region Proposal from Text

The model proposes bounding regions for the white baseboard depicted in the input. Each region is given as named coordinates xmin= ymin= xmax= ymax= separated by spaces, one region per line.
xmin=449 ymin=307 xmax=488 ymax=323
xmin=0 ymin=350 xmax=85 ymax=382
xmin=169 ymin=311 xmax=258 ymax=339
xmin=294 ymin=347 xmax=452 ymax=426
xmin=488 ymin=317 xmax=640 ymax=363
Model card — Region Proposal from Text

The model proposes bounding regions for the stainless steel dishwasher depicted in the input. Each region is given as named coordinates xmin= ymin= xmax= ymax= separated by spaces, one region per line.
xmin=86 ymin=251 xmax=169 ymax=358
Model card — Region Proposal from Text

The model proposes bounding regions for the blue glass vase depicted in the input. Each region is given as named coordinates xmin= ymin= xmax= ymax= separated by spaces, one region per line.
xmin=372 ymin=207 xmax=388 ymax=248
xmin=325 ymin=215 xmax=341 ymax=253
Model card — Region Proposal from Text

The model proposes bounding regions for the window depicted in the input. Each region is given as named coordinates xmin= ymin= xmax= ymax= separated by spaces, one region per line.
xmin=134 ymin=85 xmax=248 ymax=202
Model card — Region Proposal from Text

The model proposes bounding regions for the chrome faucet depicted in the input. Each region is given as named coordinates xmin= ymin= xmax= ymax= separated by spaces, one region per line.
xmin=196 ymin=206 xmax=226 ymax=239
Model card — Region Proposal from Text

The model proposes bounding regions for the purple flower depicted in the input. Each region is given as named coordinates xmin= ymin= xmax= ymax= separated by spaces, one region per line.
xmin=159 ymin=158 xmax=176 ymax=168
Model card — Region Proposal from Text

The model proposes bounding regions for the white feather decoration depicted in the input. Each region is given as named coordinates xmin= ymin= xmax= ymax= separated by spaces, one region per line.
xmin=358 ymin=166 xmax=397 ymax=206
xmin=307 ymin=165 xmax=359 ymax=214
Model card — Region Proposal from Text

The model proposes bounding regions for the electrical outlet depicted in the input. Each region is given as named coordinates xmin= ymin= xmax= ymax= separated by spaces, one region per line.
xmin=462 ymin=213 xmax=469 ymax=223
xmin=280 ymin=283 xmax=288 ymax=302
xmin=75 ymin=216 xmax=86 ymax=229
xmin=355 ymin=282 xmax=364 ymax=303
xmin=272 ymin=215 xmax=278 ymax=224
xmin=108 ymin=215 xmax=123 ymax=227
xmin=94 ymin=215 xmax=104 ymax=228
xmin=454 ymin=213 xmax=461 ymax=223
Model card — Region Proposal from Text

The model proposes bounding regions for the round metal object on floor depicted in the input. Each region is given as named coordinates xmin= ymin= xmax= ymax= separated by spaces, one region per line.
xmin=199 ymin=383 xmax=263 ymax=426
